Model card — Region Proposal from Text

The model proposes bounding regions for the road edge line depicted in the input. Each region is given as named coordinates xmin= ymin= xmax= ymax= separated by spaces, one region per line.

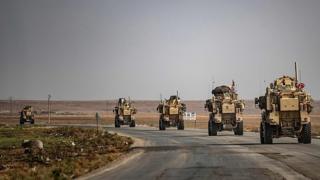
xmin=77 ymin=132 xmax=145 ymax=180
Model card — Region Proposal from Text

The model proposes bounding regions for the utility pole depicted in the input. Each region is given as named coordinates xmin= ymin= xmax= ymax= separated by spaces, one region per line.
xmin=48 ymin=94 xmax=51 ymax=124
xmin=96 ymin=112 xmax=100 ymax=132
xmin=9 ymin=96 xmax=13 ymax=116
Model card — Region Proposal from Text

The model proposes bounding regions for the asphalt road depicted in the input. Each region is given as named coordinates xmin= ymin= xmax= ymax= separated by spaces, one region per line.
xmin=89 ymin=126 xmax=320 ymax=180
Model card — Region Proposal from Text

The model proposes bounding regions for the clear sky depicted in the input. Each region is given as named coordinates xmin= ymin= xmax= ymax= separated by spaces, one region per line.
xmin=1 ymin=0 xmax=320 ymax=100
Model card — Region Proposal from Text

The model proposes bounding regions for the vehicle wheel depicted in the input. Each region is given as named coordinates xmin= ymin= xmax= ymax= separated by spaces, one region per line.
xmin=264 ymin=122 xmax=273 ymax=144
xmin=234 ymin=121 xmax=243 ymax=136
xmin=20 ymin=118 xmax=25 ymax=125
xmin=301 ymin=123 xmax=311 ymax=144
xmin=208 ymin=120 xmax=212 ymax=136
xmin=233 ymin=126 xmax=238 ymax=135
xmin=115 ymin=116 xmax=120 ymax=128
xmin=30 ymin=119 xmax=35 ymax=124
xmin=159 ymin=118 xmax=165 ymax=131
xmin=208 ymin=114 xmax=217 ymax=136
xmin=181 ymin=120 xmax=184 ymax=130
xmin=260 ymin=122 xmax=265 ymax=144
xmin=130 ymin=120 xmax=136 ymax=127
xmin=178 ymin=120 xmax=184 ymax=130
xmin=209 ymin=119 xmax=217 ymax=136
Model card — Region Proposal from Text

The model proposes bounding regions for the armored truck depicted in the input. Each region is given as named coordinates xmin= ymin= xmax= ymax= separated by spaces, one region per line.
xmin=113 ymin=98 xmax=137 ymax=128
xmin=20 ymin=106 xmax=35 ymax=125
xmin=205 ymin=81 xmax=245 ymax=136
xmin=157 ymin=94 xmax=186 ymax=130
xmin=255 ymin=71 xmax=313 ymax=144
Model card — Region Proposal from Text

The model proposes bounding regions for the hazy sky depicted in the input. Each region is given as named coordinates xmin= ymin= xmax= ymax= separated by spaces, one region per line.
xmin=1 ymin=0 xmax=320 ymax=100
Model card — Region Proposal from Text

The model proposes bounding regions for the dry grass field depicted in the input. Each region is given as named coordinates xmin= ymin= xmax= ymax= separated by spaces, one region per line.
xmin=0 ymin=126 xmax=132 ymax=179
xmin=1 ymin=100 xmax=319 ymax=136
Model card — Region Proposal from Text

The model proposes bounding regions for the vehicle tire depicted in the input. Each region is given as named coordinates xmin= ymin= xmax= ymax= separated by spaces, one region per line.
xmin=208 ymin=114 xmax=217 ymax=136
xmin=264 ymin=122 xmax=273 ymax=144
xmin=130 ymin=120 xmax=136 ymax=127
xmin=30 ymin=119 xmax=35 ymax=124
xmin=212 ymin=122 xmax=218 ymax=136
xmin=209 ymin=119 xmax=217 ymax=136
xmin=208 ymin=120 xmax=212 ymax=136
xmin=234 ymin=121 xmax=243 ymax=136
xmin=301 ymin=123 xmax=311 ymax=144
xmin=115 ymin=116 xmax=120 ymax=128
xmin=178 ymin=120 xmax=184 ymax=130
xmin=20 ymin=118 xmax=25 ymax=125
xmin=181 ymin=120 xmax=184 ymax=130
xmin=260 ymin=122 xmax=265 ymax=144
xmin=159 ymin=118 xmax=165 ymax=131
xmin=233 ymin=126 xmax=238 ymax=135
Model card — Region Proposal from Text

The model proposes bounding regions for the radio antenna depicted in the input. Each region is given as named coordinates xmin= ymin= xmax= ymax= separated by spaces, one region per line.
xmin=295 ymin=62 xmax=298 ymax=83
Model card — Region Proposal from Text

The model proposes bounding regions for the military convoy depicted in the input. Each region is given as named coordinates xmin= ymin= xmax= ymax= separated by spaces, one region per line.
xmin=20 ymin=106 xmax=35 ymax=125
xmin=113 ymin=98 xmax=137 ymax=128
xmin=157 ymin=94 xmax=186 ymax=130
xmin=205 ymin=81 xmax=245 ymax=136
xmin=255 ymin=63 xmax=313 ymax=144
xmin=13 ymin=62 xmax=314 ymax=144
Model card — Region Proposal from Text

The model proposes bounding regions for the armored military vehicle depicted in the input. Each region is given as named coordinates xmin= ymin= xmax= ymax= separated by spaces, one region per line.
xmin=113 ymin=98 xmax=137 ymax=128
xmin=157 ymin=93 xmax=186 ymax=130
xmin=255 ymin=63 xmax=313 ymax=144
xmin=20 ymin=106 xmax=35 ymax=125
xmin=205 ymin=81 xmax=245 ymax=136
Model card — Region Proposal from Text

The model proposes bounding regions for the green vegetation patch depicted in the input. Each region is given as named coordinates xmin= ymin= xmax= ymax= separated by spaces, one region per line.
xmin=0 ymin=126 xmax=133 ymax=179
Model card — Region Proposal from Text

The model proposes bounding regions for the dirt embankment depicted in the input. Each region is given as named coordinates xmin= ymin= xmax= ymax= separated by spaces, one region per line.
xmin=0 ymin=126 xmax=133 ymax=179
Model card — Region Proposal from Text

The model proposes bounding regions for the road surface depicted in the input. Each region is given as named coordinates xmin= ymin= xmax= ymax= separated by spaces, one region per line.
xmin=89 ymin=126 xmax=320 ymax=180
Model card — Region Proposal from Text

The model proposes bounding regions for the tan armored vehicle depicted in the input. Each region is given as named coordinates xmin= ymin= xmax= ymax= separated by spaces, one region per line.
xmin=205 ymin=81 xmax=245 ymax=136
xmin=20 ymin=106 xmax=35 ymax=125
xmin=157 ymin=94 xmax=186 ymax=130
xmin=255 ymin=65 xmax=312 ymax=144
xmin=113 ymin=98 xmax=137 ymax=128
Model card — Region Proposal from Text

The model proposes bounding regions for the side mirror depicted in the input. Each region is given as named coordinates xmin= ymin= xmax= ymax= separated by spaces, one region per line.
xmin=270 ymin=83 xmax=274 ymax=89
xmin=254 ymin=97 xmax=259 ymax=105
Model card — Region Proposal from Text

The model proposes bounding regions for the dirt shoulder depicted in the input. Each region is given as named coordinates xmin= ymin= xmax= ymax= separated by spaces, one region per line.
xmin=0 ymin=125 xmax=133 ymax=179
